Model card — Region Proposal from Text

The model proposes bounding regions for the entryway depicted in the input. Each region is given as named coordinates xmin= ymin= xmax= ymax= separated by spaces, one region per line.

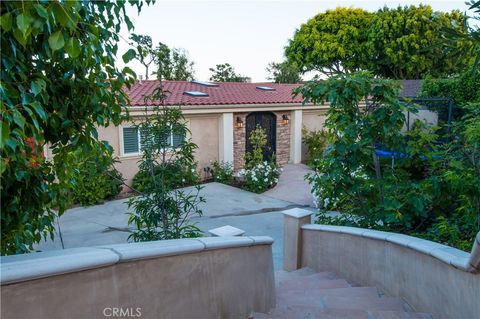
xmin=246 ymin=112 xmax=276 ymax=161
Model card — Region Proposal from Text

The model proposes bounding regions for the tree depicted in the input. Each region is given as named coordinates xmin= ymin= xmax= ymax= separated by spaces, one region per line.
xmin=129 ymin=33 xmax=155 ymax=80
xmin=0 ymin=0 xmax=152 ymax=255
xmin=209 ymin=63 xmax=248 ymax=82
xmin=154 ymin=42 xmax=195 ymax=81
xmin=266 ymin=61 xmax=302 ymax=83
xmin=127 ymin=88 xmax=204 ymax=241
xmin=366 ymin=5 xmax=469 ymax=79
xmin=285 ymin=7 xmax=372 ymax=76
xmin=285 ymin=6 xmax=470 ymax=79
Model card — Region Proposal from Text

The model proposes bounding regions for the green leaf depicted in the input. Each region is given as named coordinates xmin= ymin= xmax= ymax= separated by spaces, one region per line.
xmin=16 ymin=13 xmax=32 ymax=35
xmin=31 ymin=79 xmax=46 ymax=96
xmin=122 ymin=48 xmax=136 ymax=63
xmin=34 ymin=4 xmax=49 ymax=20
xmin=13 ymin=112 xmax=26 ymax=129
xmin=13 ymin=28 xmax=27 ymax=46
xmin=65 ymin=37 xmax=80 ymax=58
xmin=0 ymin=121 xmax=10 ymax=149
xmin=48 ymin=31 xmax=65 ymax=52
xmin=0 ymin=12 xmax=13 ymax=32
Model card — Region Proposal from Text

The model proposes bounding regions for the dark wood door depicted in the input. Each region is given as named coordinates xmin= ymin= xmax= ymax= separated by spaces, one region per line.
xmin=245 ymin=112 xmax=276 ymax=161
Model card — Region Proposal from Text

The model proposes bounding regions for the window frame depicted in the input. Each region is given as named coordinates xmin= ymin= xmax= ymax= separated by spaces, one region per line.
xmin=120 ymin=124 xmax=185 ymax=157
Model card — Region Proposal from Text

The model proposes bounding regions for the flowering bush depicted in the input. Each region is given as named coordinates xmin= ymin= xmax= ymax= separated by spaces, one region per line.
xmin=242 ymin=161 xmax=280 ymax=193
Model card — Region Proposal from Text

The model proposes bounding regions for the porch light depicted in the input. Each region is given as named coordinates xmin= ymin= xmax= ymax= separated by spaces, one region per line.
xmin=235 ymin=117 xmax=244 ymax=129
xmin=282 ymin=114 xmax=290 ymax=125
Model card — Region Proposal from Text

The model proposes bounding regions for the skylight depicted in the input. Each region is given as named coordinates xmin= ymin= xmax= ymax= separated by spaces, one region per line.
xmin=184 ymin=91 xmax=209 ymax=97
xmin=256 ymin=86 xmax=276 ymax=91
xmin=191 ymin=80 xmax=219 ymax=87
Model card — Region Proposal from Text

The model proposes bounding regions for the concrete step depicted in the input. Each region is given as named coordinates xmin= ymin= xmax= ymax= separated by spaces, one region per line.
xmin=252 ymin=307 xmax=369 ymax=319
xmin=276 ymin=287 xmax=381 ymax=305
xmin=368 ymin=310 xmax=434 ymax=319
xmin=323 ymin=296 xmax=406 ymax=312
xmin=279 ymin=277 xmax=350 ymax=290
xmin=274 ymin=268 xmax=316 ymax=284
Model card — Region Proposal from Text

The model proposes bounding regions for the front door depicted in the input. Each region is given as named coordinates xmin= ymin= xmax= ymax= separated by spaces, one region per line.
xmin=245 ymin=112 xmax=276 ymax=161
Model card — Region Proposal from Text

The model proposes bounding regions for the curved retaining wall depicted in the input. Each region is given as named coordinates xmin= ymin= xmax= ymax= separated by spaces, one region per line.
xmin=1 ymin=236 xmax=275 ymax=319
xmin=300 ymin=224 xmax=480 ymax=319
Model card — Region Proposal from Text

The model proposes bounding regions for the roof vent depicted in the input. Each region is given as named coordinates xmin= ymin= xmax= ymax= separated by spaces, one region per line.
xmin=191 ymin=80 xmax=219 ymax=87
xmin=256 ymin=86 xmax=275 ymax=91
xmin=184 ymin=91 xmax=209 ymax=97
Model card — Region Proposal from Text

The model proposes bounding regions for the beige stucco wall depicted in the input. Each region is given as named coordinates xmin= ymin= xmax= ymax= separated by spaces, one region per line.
xmin=1 ymin=238 xmax=275 ymax=319
xmin=300 ymin=226 xmax=480 ymax=319
xmin=301 ymin=110 xmax=327 ymax=163
xmin=95 ymin=115 xmax=220 ymax=190
xmin=189 ymin=115 xmax=220 ymax=173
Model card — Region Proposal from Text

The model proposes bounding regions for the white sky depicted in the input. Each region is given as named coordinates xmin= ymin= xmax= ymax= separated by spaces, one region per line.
xmin=118 ymin=0 xmax=474 ymax=82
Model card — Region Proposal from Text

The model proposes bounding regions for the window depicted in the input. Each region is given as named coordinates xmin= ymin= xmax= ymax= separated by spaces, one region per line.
xmin=122 ymin=126 xmax=185 ymax=155
xmin=183 ymin=91 xmax=209 ymax=97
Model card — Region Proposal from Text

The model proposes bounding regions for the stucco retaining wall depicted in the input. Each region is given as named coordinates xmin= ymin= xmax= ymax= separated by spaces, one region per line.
xmin=1 ymin=236 xmax=275 ymax=319
xmin=300 ymin=225 xmax=480 ymax=319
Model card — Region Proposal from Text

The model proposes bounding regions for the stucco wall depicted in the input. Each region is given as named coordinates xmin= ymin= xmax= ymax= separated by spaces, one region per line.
xmin=189 ymin=115 xmax=220 ymax=174
xmin=300 ymin=225 xmax=480 ymax=319
xmin=301 ymin=110 xmax=327 ymax=163
xmin=1 ymin=237 xmax=275 ymax=319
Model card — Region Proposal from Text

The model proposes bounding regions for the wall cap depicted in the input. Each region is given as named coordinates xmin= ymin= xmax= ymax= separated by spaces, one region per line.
xmin=301 ymin=224 xmax=475 ymax=272
xmin=282 ymin=208 xmax=313 ymax=219
xmin=0 ymin=236 xmax=274 ymax=285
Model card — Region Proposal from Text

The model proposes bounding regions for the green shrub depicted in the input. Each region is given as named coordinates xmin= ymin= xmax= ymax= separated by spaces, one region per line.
xmin=302 ymin=128 xmax=334 ymax=167
xmin=242 ymin=126 xmax=281 ymax=193
xmin=299 ymin=72 xmax=479 ymax=251
xmin=132 ymin=161 xmax=200 ymax=192
xmin=208 ymin=161 xmax=234 ymax=185
xmin=70 ymin=145 xmax=123 ymax=206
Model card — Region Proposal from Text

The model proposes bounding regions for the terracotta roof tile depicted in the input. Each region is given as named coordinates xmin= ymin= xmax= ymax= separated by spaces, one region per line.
xmin=125 ymin=80 xmax=303 ymax=106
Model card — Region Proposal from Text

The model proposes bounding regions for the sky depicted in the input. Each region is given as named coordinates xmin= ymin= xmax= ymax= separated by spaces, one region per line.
xmin=118 ymin=0 xmax=474 ymax=82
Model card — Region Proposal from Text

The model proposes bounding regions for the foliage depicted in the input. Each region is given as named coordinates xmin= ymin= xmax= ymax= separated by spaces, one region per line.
xmin=441 ymin=1 xmax=480 ymax=71
xmin=366 ymin=5 xmax=469 ymax=79
xmin=242 ymin=161 xmax=280 ymax=194
xmin=285 ymin=5 xmax=470 ymax=79
xmin=207 ymin=160 xmax=234 ymax=185
xmin=154 ymin=42 xmax=195 ymax=81
xmin=242 ymin=126 xmax=280 ymax=193
xmin=0 ymin=0 xmax=151 ymax=255
xmin=209 ymin=63 xmax=248 ymax=82
xmin=69 ymin=143 xmax=123 ymax=206
xmin=127 ymin=101 xmax=204 ymax=242
xmin=244 ymin=126 xmax=268 ymax=169
xmin=132 ymin=161 xmax=200 ymax=193
xmin=266 ymin=61 xmax=302 ymax=83
xmin=302 ymin=128 xmax=334 ymax=167
xmin=285 ymin=7 xmax=373 ymax=76
xmin=299 ymin=72 xmax=480 ymax=251
xmin=420 ymin=70 xmax=480 ymax=106
xmin=129 ymin=33 xmax=155 ymax=80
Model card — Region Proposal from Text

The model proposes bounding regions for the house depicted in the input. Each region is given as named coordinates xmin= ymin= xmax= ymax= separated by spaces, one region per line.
xmin=96 ymin=80 xmax=327 ymax=188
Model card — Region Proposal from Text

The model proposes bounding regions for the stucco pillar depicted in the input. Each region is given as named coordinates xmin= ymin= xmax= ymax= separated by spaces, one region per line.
xmin=468 ymin=231 xmax=480 ymax=272
xmin=219 ymin=113 xmax=234 ymax=163
xmin=283 ymin=208 xmax=313 ymax=271
xmin=289 ymin=109 xmax=302 ymax=164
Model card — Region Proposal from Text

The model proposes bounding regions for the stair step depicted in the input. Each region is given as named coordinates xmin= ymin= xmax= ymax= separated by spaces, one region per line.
xmin=252 ymin=307 xmax=369 ymax=319
xmin=275 ymin=268 xmax=316 ymax=284
xmin=323 ymin=296 xmax=406 ymax=312
xmin=279 ymin=277 xmax=350 ymax=290
xmin=277 ymin=287 xmax=380 ymax=304
xmin=368 ymin=310 xmax=434 ymax=319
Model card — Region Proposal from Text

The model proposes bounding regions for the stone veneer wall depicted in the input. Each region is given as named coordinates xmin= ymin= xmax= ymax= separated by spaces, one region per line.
xmin=233 ymin=111 xmax=291 ymax=171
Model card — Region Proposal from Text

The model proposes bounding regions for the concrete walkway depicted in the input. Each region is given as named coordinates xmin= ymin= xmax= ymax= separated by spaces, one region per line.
xmin=264 ymin=164 xmax=315 ymax=207
xmin=37 ymin=182 xmax=307 ymax=269
xmin=36 ymin=165 xmax=317 ymax=270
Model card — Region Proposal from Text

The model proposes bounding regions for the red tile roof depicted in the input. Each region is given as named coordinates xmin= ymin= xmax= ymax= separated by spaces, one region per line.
xmin=125 ymin=80 xmax=303 ymax=106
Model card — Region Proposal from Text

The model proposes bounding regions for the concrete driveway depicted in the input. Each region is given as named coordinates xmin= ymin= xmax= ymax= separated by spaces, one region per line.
xmin=37 ymin=182 xmax=313 ymax=269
